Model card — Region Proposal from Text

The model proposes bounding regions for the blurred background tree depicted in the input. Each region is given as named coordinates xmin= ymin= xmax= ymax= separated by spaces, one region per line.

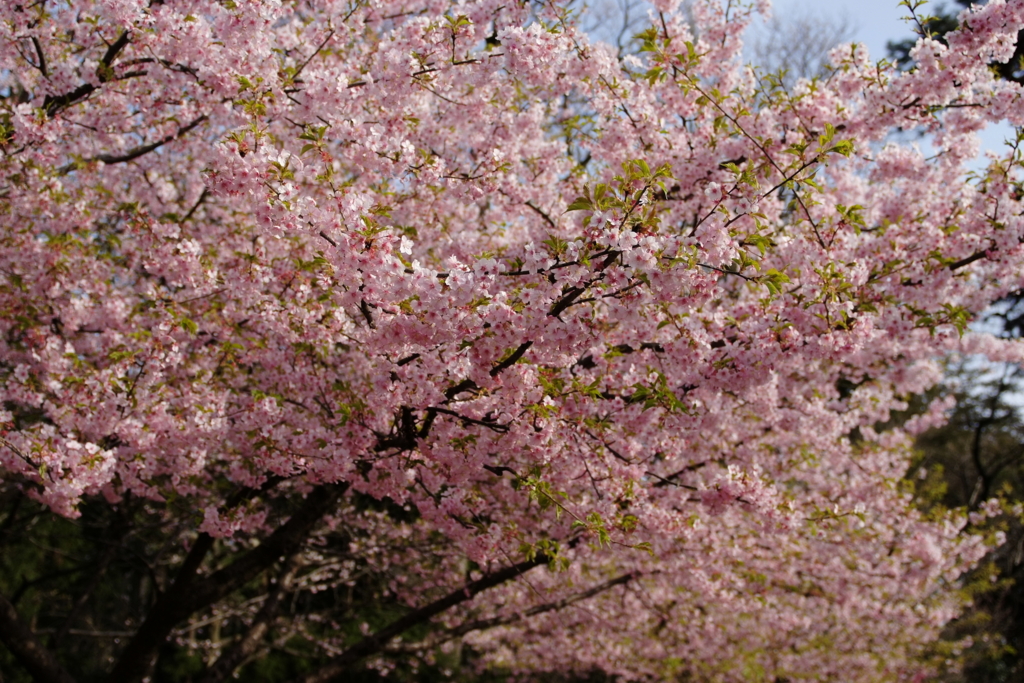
xmin=748 ymin=6 xmax=855 ymax=90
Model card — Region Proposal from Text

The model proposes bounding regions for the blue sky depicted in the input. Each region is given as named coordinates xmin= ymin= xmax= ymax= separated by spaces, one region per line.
xmin=768 ymin=0 xmax=921 ymax=58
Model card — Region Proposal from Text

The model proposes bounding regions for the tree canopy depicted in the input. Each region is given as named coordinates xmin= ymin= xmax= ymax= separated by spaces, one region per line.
xmin=3 ymin=0 xmax=1024 ymax=681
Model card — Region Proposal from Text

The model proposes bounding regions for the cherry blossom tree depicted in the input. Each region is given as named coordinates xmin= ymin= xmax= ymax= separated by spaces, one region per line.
xmin=2 ymin=0 xmax=1024 ymax=681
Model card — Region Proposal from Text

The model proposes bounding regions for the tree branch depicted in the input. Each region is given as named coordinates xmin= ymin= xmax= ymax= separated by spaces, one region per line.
xmin=490 ymin=341 xmax=533 ymax=377
xmin=548 ymin=285 xmax=587 ymax=318
xmin=52 ymin=515 xmax=129 ymax=645
xmin=196 ymin=555 xmax=303 ymax=683
xmin=109 ymin=483 xmax=344 ymax=683
xmin=42 ymin=83 xmax=96 ymax=119
xmin=438 ymin=571 xmax=636 ymax=642
xmin=428 ymin=407 xmax=510 ymax=432
xmin=293 ymin=30 xmax=335 ymax=79
xmin=444 ymin=378 xmax=479 ymax=401
xmin=300 ymin=554 xmax=550 ymax=683
xmin=179 ymin=187 xmax=209 ymax=224
xmin=99 ymin=31 xmax=132 ymax=80
xmin=58 ymin=115 xmax=207 ymax=174
xmin=359 ymin=299 xmax=376 ymax=329
xmin=43 ymin=31 xmax=130 ymax=118
xmin=524 ymin=200 xmax=556 ymax=229
xmin=31 ymin=37 xmax=48 ymax=78
xmin=0 ymin=590 xmax=76 ymax=683
xmin=949 ymin=249 xmax=990 ymax=272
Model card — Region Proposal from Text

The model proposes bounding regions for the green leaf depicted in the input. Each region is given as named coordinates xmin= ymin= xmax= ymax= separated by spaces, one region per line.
xmin=830 ymin=139 xmax=854 ymax=157
xmin=761 ymin=268 xmax=790 ymax=296
xmin=566 ymin=196 xmax=593 ymax=212
xmin=633 ymin=541 xmax=654 ymax=556
xmin=819 ymin=122 xmax=836 ymax=147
